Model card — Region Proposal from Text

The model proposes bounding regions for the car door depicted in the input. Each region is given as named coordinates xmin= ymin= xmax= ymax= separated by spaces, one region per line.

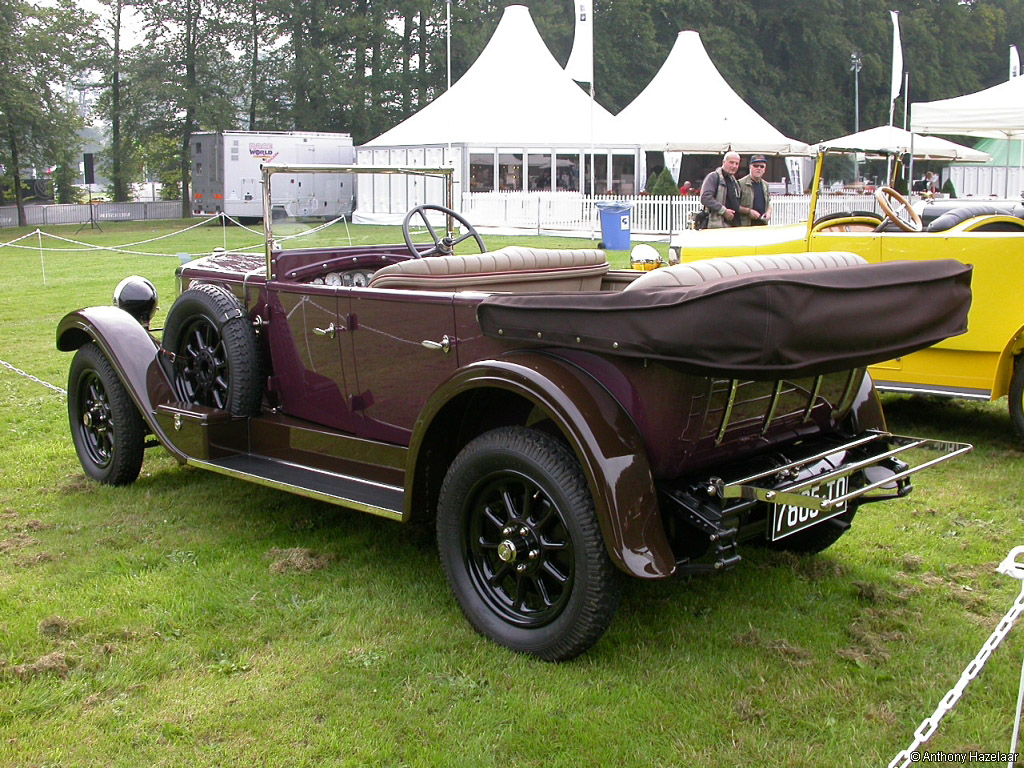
xmin=265 ymin=282 xmax=357 ymax=432
xmin=345 ymin=287 xmax=458 ymax=444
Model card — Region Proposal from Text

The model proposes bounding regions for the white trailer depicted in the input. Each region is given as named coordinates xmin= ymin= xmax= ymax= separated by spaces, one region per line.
xmin=191 ymin=131 xmax=356 ymax=219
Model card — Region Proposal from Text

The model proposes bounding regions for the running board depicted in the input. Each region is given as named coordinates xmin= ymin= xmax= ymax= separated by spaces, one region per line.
xmin=188 ymin=454 xmax=405 ymax=520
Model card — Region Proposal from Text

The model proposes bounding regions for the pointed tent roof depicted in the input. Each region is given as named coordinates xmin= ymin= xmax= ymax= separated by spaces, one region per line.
xmin=613 ymin=31 xmax=808 ymax=155
xmin=912 ymin=77 xmax=1024 ymax=140
xmin=817 ymin=125 xmax=991 ymax=162
xmin=367 ymin=5 xmax=619 ymax=147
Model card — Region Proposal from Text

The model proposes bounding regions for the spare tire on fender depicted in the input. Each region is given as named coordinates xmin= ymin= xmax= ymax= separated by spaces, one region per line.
xmin=162 ymin=283 xmax=262 ymax=415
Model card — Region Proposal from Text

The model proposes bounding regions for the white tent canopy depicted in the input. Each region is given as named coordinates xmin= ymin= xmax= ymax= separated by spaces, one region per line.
xmin=613 ymin=30 xmax=808 ymax=155
xmin=911 ymin=77 xmax=1024 ymax=139
xmin=366 ymin=4 xmax=620 ymax=146
xmin=818 ymin=125 xmax=991 ymax=162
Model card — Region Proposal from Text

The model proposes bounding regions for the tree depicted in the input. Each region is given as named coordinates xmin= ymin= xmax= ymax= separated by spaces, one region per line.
xmin=0 ymin=0 xmax=93 ymax=224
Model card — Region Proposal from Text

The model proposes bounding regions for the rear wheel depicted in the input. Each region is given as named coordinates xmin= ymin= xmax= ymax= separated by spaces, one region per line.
xmin=68 ymin=343 xmax=145 ymax=485
xmin=437 ymin=427 xmax=623 ymax=661
xmin=1009 ymin=356 xmax=1024 ymax=444
xmin=162 ymin=284 xmax=262 ymax=415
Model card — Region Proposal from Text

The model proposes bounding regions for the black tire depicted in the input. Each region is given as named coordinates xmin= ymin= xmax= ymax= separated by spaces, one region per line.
xmin=162 ymin=283 xmax=261 ymax=415
xmin=68 ymin=343 xmax=146 ymax=486
xmin=437 ymin=427 xmax=623 ymax=661
xmin=765 ymin=509 xmax=855 ymax=554
xmin=1010 ymin=355 xmax=1024 ymax=445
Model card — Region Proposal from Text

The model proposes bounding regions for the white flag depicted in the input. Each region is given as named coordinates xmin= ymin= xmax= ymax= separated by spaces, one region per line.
xmin=564 ymin=0 xmax=593 ymax=84
xmin=1011 ymin=45 xmax=1021 ymax=79
xmin=889 ymin=10 xmax=903 ymax=122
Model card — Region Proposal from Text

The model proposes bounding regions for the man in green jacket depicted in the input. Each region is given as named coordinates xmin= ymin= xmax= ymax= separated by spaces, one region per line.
xmin=738 ymin=155 xmax=772 ymax=226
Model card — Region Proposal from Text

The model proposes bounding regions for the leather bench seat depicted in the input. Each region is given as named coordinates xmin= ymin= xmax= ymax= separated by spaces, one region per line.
xmin=622 ymin=251 xmax=867 ymax=291
xmin=368 ymin=246 xmax=609 ymax=292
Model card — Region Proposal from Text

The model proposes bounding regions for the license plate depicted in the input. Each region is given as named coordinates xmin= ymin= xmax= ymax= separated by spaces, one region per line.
xmin=770 ymin=475 xmax=849 ymax=541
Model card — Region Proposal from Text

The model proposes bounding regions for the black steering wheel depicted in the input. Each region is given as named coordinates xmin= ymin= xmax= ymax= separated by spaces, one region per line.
xmin=402 ymin=204 xmax=487 ymax=258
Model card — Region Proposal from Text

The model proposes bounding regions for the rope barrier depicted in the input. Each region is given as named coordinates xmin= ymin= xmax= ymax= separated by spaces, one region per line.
xmin=889 ymin=546 xmax=1024 ymax=768
xmin=0 ymin=358 xmax=66 ymax=396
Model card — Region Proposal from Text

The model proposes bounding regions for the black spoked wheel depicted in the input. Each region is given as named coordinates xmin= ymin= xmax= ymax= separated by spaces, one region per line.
xmin=1010 ymin=355 xmax=1024 ymax=445
xmin=68 ymin=342 xmax=145 ymax=486
xmin=438 ymin=427 xmax=623 ymax=661
xmin=162 ymin=283 xmax=261 ymax=415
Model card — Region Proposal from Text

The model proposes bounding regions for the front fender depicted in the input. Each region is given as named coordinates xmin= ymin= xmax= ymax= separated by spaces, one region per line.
xmin=57 ymin=306 xmax=185 ymax=462
xmin=409 ymin=353 xmax=675 ymax=579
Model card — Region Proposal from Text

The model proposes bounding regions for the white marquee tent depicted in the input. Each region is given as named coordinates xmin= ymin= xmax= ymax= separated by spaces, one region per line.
xmin=818 ymin=125 xmax=991 ymax=162
xmin=356 ymin=4 xmax=638 ymax=221
xmin=911 ymin=77 xmax=1024 ymax=196
xmin=614 ymin=30 xmax=808 ymax=155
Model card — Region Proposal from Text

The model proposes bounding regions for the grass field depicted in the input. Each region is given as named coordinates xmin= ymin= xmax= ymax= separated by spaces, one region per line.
xmin=1 ymin=219 xmax=1023 ymax=767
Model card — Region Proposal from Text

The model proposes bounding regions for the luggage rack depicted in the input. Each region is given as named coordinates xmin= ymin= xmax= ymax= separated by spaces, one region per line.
xmin=710 ymin=430 xmax=972 ymax=511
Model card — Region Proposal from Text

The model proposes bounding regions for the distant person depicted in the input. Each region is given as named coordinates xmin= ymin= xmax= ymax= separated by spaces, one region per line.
xmin=738 ymin=155 xmax=772 ymax=226
xmin=700 ymin=151 xmax=742 ymax=227
xmin=925 ymin=171 xmax=939 ymax=194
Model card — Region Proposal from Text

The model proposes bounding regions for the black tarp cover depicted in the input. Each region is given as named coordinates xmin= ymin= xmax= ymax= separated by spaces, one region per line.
xmin=477 ymin=260 xmax=972 ymax=379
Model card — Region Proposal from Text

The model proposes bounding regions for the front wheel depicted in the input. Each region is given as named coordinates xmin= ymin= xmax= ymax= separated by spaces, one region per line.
xmin=437 ymin=427 xmax=623 ymax=661
xmin=68 ymin=342 xmax=146 ymax=485
xmin=1009 ymin=355 xmax=1024 ymax=444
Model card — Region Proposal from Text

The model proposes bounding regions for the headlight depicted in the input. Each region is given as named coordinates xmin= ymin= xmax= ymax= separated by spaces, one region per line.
xmin=113 ymin=276 xmax=158 ymax=328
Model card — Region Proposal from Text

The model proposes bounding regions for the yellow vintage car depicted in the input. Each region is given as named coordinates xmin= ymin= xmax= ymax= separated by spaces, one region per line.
xmin=671 ymin=148 xmax=1024 ymax=441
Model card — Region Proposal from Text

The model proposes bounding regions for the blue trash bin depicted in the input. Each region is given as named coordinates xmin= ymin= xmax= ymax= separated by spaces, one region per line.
xmin=595 ymin=202 xmax=633 ymax=250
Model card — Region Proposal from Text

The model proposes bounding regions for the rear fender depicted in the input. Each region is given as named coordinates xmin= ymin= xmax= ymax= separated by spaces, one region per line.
xmin=992 ymin=325 xmax=1024 ymax=400
xmin=410 ymin=353 xmax=675 ymax=579
xmin=57 ymin=306 xmax=186 ymax=462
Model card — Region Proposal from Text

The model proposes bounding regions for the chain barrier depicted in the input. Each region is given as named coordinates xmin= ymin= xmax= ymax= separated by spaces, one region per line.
xmin=0 ymin=358 xmax=67 ymax=396
xmin=889 ymin=547 xmax=1024 ymax=768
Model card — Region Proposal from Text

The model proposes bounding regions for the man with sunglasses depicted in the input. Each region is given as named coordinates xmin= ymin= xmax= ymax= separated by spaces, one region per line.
xmin=738 ymin=155 xmax=773 ymax=226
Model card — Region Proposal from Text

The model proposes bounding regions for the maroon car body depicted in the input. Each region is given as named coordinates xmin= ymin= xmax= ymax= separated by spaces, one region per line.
xmin=57 ymin=164 xmax=972 ymax=660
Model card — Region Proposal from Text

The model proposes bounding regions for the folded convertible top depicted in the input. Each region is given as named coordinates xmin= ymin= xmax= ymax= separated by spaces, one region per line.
xmin=477 ymin=260 xmax=972 ymax=379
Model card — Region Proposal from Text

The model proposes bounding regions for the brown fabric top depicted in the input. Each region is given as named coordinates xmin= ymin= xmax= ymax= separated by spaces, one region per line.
xmin=477 ymin=260 xmax=973 ymax=380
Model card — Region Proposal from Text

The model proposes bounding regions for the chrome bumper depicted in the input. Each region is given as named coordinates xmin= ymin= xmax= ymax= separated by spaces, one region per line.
xmin=711 ymin=430 xmax=972 ymax=512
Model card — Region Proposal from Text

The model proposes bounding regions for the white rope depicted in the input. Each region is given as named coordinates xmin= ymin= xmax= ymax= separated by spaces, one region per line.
xmin=889 ymin=546 xmax=1024 ymax=768
xmin=0 ymin=358 xmax=66 ymax=395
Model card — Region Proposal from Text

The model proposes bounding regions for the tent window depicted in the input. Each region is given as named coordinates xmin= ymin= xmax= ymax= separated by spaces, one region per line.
xmin=611 ymin=154 xmax=635 ymax=194
xmin=499 ymin=152 xmax=523 ymax=191
xmin=469 ymin=153 xmax=495 ymax=192
xmin=527 ymin=152 xmax=552 ymax=191
xmin=584 ymin=153 xmax=609 ymax=194
xmin=556 ymin=154 xmax=580 ymax=191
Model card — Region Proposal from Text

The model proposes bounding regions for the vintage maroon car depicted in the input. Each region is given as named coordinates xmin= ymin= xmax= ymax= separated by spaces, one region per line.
xmin=57 ymin=164 xmax=973 ymax=660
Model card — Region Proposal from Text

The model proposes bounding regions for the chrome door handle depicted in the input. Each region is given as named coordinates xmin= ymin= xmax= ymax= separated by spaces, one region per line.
xmin=421 ymin=334 xmax=452 ymax=354
xmin=313 ymin=322 xmax=336 ymax=339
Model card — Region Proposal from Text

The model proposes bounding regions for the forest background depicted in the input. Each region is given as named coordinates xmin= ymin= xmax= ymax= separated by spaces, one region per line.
xmin=2 ymin=0 xmax=1023 ymax=221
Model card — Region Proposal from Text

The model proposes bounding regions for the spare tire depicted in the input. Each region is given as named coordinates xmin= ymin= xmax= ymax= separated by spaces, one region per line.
xmin=162 ymin=283 xmax=262 ymax=415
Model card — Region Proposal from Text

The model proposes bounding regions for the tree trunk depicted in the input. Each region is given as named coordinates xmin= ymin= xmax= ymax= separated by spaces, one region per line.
xmin=291 ymin=0 xmax=308 ymax=129
xmin=402 ymin=11 xmax=413 ymax=117
xmin=6 ymin=116 xmax=26 ymax=226
xmin=180 ymin=0 xmax=197 ymax=218
xmin=248 ymin=0 xmax=258 ymax=130
xmin=111 ymin=0 xmax=126 ymax=202
xmin=418 ymin=6 xmax=428 ymax=107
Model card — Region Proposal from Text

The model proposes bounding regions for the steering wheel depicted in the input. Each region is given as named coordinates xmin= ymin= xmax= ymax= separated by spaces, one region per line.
xmin=875 ymin=187 xmax=923 ymax=232
xmin=402 ymin=204 xmax=487 ymax=258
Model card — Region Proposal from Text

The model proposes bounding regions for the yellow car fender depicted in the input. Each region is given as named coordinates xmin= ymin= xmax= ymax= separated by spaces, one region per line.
xmin=992 ymin=328 xmax=1024 ymax=400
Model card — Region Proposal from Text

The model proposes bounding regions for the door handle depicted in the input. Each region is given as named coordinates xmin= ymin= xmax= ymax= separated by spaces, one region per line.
xmin=421 ymin=334 xmax=452 ymax=354
xmin=313 ymin=322 xmax=336 ymax=339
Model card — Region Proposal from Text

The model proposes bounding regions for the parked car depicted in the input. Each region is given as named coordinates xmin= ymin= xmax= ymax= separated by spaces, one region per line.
xmin=671 ymin=147 xmax=1024 ymax=442
xmin=58 ymin=164 xmax=972 ymax=660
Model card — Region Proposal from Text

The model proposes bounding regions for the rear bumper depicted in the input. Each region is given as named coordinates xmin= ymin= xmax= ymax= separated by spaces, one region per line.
xmin=659 ymin=430 xmax=971 ymax=572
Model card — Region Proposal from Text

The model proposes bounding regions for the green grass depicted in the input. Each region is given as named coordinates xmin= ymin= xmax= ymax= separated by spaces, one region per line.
xmin=1 ymin=220 xmax=1023 ymax=766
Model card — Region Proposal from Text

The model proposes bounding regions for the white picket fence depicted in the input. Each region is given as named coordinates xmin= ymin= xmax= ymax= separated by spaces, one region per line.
xmin=461 ymin=192 xmax=886 ymax=235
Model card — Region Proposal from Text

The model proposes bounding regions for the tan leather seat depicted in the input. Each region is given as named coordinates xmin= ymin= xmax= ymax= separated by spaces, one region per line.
xmin=368 ymin=246 xmax=609 ymax=292
xmin=621 ymin=251 xmax=867 ymax=291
